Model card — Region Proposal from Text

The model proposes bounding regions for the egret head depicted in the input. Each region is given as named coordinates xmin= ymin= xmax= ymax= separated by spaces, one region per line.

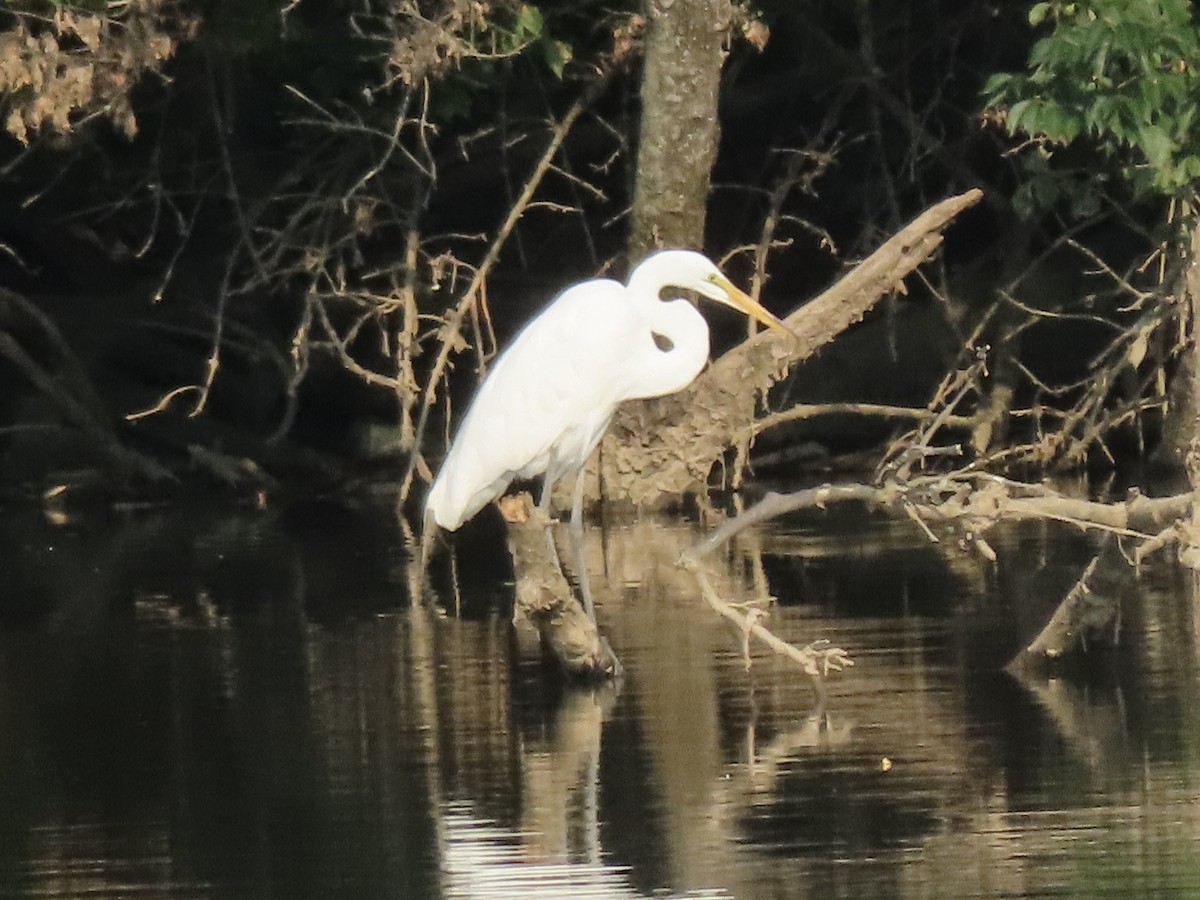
xmin=630 ymin=249 xmax=791 ymax=335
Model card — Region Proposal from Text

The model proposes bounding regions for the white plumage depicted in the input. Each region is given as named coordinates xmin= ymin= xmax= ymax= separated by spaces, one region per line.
xmin=425 ymin=249 xmax=788 ymax=532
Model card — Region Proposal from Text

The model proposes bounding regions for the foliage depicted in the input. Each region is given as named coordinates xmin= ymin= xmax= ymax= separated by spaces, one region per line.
xmin=984 ymin=0 xmax=1200 ymax=214
xmin=0 ymin=0 xmax=192 ymax=143
xmin=385 ymin=0 xmax=568 ymax=88
xmin=0 ymin=0 xmax=1180 ymax=489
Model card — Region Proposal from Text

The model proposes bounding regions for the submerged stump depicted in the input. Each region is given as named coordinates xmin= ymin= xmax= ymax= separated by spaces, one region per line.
xmin=1008 ymin=540 xmax=1125 ymax=671
xmin=502 ymin=494 xmax=620 ymax=678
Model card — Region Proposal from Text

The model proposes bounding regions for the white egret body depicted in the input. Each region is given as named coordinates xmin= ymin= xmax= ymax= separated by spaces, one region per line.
xmin=425 ymin=250 xmax=788 ymax=535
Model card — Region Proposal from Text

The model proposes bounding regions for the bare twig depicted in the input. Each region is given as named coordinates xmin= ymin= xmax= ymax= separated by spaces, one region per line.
xmin=683 ymin=483 xmax=886 ymax=564
xmin=680 ymin=554 xmax=851 ymax=699
xmin=748 ymin=401 xmax=975 ymax=439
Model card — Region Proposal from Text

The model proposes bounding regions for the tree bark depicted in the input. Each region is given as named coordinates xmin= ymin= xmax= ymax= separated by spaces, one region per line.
xmin=586 ymin=188 xmax=985 ymax=508
xmin=1008 ymin=554 xmax=1120 ymax=667
xmin=628 ymin=0 xmax=732 ymax=259
xmin=1186 ymin=219 xmax=1200 ymax=568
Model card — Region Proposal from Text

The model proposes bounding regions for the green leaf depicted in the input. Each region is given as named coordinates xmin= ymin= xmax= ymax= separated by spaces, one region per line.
xmin=1007 ymin=99 xmax=1032 ymax=133
xmin=515 ymin=4 xmax=544 ymax=40
xmin=1177 ymin=154 xmax=1200 ymax=183
xmin=982 ymin=72 xmax=1013 ymax=101
xmin=1069 ymin=185 xmax=1102 ymax=218
xmin=1137 ymin=123 xmax=1175 ymax=170
xmin=983 ymin=0 xmax=1200 ymax=203
xmin=542 ymin=39 xmax=572 ymax=79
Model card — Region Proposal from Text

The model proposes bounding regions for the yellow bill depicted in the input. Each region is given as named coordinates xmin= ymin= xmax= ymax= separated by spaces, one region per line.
xmin=709 ymin=273 xmax=792 ymax=335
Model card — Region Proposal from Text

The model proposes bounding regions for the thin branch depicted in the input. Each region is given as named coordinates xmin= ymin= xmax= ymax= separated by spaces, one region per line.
xmin=749 ymin=401 xmax=975 ymax=438
xmin=682 ymin=484 xmax=886 ymax=563
xmin=681 ymin=555 xmax=851 ymax=694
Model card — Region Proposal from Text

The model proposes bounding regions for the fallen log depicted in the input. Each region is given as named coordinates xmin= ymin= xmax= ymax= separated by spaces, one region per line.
xmin=1007 ymin=540 xmax=1124 ymax=669
xmin=589 ymin=188 xmax=985 ymax=508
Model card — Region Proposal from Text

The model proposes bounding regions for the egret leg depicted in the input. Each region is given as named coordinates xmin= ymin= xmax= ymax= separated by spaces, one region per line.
xmin=412 ymin=511 xmax=438 ymax=607
xmin=569 ymin=467 xmax=598 ymax=622
xmin=538 ymin=473 xmax=597 ymax=622
xmin=537 ymin=477 xmax=559 ymax=557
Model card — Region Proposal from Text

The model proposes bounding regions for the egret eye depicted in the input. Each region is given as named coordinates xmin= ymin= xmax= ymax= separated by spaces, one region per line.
xmin=652 ymin=331 xmax=674 ymax=352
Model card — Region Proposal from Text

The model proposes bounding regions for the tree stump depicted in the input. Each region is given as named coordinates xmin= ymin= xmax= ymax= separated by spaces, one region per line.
xmin=502 ymin=494 xmax=621 ymax=678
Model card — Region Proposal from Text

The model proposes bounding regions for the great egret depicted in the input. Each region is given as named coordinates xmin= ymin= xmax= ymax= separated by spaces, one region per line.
xmin=424 ymin=249 xmax=789 ymax=618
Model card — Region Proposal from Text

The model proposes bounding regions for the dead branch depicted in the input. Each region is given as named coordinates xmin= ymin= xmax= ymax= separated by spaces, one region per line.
xmin=952 ymin=478 xmax=1191 ymax=537
xmin=683 ymin=484 xmax=885 ymax=564
xmin=683 ymin=473 xmax=1192 ymax=570
xmin=680 ymin=554 xmax=852 ymax=703
xmin=1008 ymin=546 xmax=1121 ymax=668
xmin=727 ymin=140 xmax=844 ymax=487
xmin=678 ymin=468 xmax=1189 ymax=683
xmin=125 ymin=385 xmax=202 ymax=421
xmin=972 ymin=217 xmax=1180 ymax=472
xmin=0 ymin=332 xmax=167 ymax=484
xmin=679 ymin=485 xmax=862 ymax=695
xmin=748 ymin=402 xmax=975 ymax=439
xmin=592 ymin=188 xmax=985 ymax=508
xmin=877 ymin=345 xmax=988 ymax=484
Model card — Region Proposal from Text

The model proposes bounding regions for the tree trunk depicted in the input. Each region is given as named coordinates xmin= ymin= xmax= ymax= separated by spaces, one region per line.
xmin=1151 ymin=219 xmax=1200 ymax=472
xmin=628 ymin=0 xmax=731 ymax=259
xmin=1186 ymin=218 xmax=1200 ymax=568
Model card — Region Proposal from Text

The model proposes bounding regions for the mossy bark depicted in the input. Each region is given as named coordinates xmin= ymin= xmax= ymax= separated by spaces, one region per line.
xmin=1187 ymin=219 xmax=1200 ymax=567
xmin=628 ymin=0 xmax=732 ymax=259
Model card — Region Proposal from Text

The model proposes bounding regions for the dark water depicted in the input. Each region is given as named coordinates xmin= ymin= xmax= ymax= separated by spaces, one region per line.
xmin=1 ymin=492 xmax=1198 ymax=898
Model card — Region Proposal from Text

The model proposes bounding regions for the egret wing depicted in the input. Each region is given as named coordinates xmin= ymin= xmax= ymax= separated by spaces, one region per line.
xmin=426 ymin=278 xmax=635 ymax=529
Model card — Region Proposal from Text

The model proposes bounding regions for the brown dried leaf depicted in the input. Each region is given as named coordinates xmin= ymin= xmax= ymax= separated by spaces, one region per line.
xmin=73 ymin=17 xmax=103 ymax=51
xmin=5 ymin=107 xmax=28 ymax=143
xmin=741 ymin=19 xmax=770 ymax=52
